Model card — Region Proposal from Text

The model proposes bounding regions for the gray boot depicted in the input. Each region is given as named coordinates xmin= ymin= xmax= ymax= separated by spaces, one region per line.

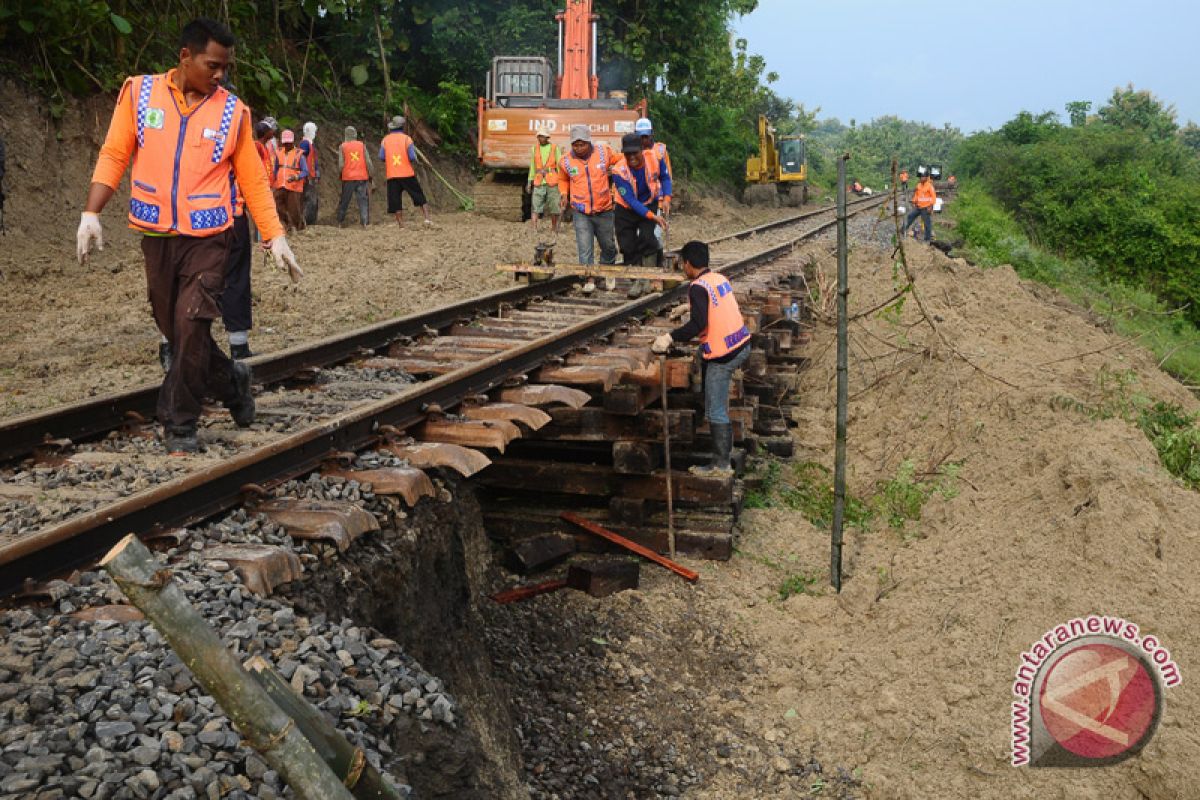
xmin=691 ymin=422 xmax=734 ymax=476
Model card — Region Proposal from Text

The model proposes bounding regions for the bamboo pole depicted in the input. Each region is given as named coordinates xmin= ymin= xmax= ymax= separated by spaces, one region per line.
xmin=101 ymin=535 xmax=355 ymax=800
xmin=246 ymin=657 xmax=403 ymax=800
xmin=831 ymin=154 xmax=850 ymax=592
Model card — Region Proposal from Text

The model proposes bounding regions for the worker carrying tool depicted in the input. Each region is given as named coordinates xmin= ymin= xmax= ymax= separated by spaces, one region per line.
xmin=272 ymin=129 xmax=308 ymax=232
xmin=558 ymin=124 xmax=619 ymax=292
xmin=652 ymin=241 xmax=751 ymax=476
xmin=527 ymin=126 xmax=561 ymax=235
xmin=379 ymin=115 xmax=433 ymax=228
xmin=612 ymin=133 xmax=668 ymax=298
xmin=903 ymin=172 xmax=938 ymax=242
xmin=336 ymin=125 xmax=372 ymax=227
xmin=77 ymin=17 xmax=302 ymax=455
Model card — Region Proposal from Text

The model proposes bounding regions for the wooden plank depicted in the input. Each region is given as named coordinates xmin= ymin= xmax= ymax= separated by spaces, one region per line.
xmin=462 ymin=402 xmax=552 ymax=431
xmin=534 ymin=407 xmax=694 ymax=443
xmin=378 ymin=441 xmax=491 ymax=476
xmin=505 ymin=533 xmax=576 ymax=574
xmin=416 ymin=417 xmax=520 ymax=452
xmin=603 ymin=383 xmax=659 ymax=415
xmin=567 ymin=559 xmax=640 ymax=597
xmin=497 ymin=383 xmax=592 ymax=409
xmin=622 ymin=358 xmax=692 ymax=389
xmin=478 ymin=458 xmax=733 ymax=504
xmin=612 ymin=441 xmax=660 ymax=475
xmin=535 ymin=364 xmax=623 ymax=391
xmin=320 ymin=465 xmax=435 ymax=507
xmin=561 ymin=512 xmax=699 ymax=582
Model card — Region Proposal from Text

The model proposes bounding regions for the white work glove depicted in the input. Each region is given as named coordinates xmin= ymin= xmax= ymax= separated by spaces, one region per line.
xmin=651 ymin=333 xmax=673 ymax=354
xmin=77 ymin=212 xmax=104 ymax=265
xmin=667 ymin=303 xmax=689 ymax=321
xmin=267 ymin=236 xmax=304 ymax=283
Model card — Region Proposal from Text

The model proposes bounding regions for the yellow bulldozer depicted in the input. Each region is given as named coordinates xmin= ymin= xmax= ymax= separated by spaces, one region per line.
xmin=744 ymin=115 xmax=807 ymax=206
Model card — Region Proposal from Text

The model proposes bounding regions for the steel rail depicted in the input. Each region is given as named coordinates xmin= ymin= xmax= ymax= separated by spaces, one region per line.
xmin=0 ymin=195 xmax=888 ymax=597
xmin=0 ymin=277 xmax=575 ymax=463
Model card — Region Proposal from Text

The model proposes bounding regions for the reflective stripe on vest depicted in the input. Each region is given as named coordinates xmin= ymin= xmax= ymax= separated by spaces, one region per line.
xmin=694 ymin=271 xmax=750 ymax=360
xmin=613 ymin=150 xmax=661 ymax=214
xmin=561 ymin=144 xmax=613 ymax=215
xmin=127 ymin=74 xmax=244 ymax=236
xmin=382 ymin=132 xmax=415 ymax=179
xmin=533 ymin=143 xmax=560 ymax=187
xmin=273 ymin=148 xmax=304 ymax=192
xmin=341 ymin=141 xmax=368 ymax=181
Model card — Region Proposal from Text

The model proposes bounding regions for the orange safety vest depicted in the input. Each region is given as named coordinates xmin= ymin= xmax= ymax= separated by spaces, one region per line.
xmin=341 ymin=141 xmax=368 ymax=181
xmin=532 ymin=143 xmax=561 ymax=187
xmin=913 ymin=180 xmax=937 ymax=208
xmin=273 ymin=147 xmax=305 ymax=193
xmin=560 ymin=144 xmax=617 ymax=215
xmin=125 ymin=74 xmax=247 ymax=236
xmin=303 ymin=140 xmax=318 ymax=178
xmin=612 ymin=150 xmax=662 ymax=216
xmin=693 ymin=271 xmax=750 ymax=360
xmin=382 ymin=131 xmax=415 ymax=179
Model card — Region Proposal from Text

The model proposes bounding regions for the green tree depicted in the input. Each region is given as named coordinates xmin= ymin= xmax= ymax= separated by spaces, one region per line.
xmin=1066 ymin=100 xmax=1091 ymax=127
xmin=1097 ymin=84 xmax=1178 ymax=142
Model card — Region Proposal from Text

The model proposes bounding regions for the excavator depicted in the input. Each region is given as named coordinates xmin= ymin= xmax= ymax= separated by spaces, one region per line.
xmin=475 ymin=0 xmax=645 ymax=220
xmin=744 ymin=114 xmax=807 ymax=206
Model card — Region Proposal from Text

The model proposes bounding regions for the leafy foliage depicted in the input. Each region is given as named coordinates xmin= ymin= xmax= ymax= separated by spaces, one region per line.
xmin=0 ymin=0 xmax=777 ymax=184
xmin=951 ymin=91 xmax=1200 ymax=326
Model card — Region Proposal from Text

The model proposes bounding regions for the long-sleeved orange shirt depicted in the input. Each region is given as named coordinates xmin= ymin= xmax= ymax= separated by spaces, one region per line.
xmin=91 ymin=69 xmax=283 ymax=241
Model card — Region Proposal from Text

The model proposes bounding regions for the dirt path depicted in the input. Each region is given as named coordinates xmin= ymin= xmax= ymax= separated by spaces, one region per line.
xmin=0 ymin=197 xmax=791 ymax=417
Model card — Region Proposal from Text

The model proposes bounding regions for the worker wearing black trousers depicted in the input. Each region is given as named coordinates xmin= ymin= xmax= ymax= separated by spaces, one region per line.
xmin=612 ymin=133 xmax=668 ymax=297
xmin=651 ymin=240 xmax=751 ymax=475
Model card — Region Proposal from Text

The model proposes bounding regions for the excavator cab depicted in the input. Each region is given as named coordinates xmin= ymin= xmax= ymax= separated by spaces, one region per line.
xmin=487 ymin=57 xmax=552 ymax=107
xmin=778 ymin=137 xmax=806 ymax=182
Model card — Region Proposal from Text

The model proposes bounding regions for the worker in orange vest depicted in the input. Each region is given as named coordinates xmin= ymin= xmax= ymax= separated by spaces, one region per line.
xmin=273 ymin=129 xmax=308 ymax=232
xmin=379 ymin=116 xmax=432 ymax=228
xmin=613 ymin=133 xmax=668 ymax=297
xmin=299 ymin=121 xmax=320 ymax=225
xmin=634 ymin=117 xmax=673 ymax=265
xmin=651 ymin=240 xmax=751 ymax=476
xmin=336 ymin=125 xmax=372 ymax=227
xmin=527 ymin=126 xmax=561 ymax=235
xmin=899 ymin=169 xmax=909 ymax=194
xmin=904 ymin=172 xmax=938 ymax=242
xmin=558 ymin=124 xmax=619 ymax=291
xmin=76 ymin=18 xmax=301 ymax=454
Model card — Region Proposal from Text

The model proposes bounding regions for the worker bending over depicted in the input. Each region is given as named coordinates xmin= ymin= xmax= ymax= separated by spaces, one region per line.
xmin=380 ymin=116 xmax=433 ymax=228
xmin=652 ymin=241 xmax=751 ymax=476
xmin=77 ymin=17 xmax=302 ymax=454
xmin=904 ymin=172 xmax=938 ymax=242
xmin=558 ymin=124 xmax=619 ymax=292
xmin=337 ymin=125 xmax=372 ymax=227
xmin=612 ymin=133 xmax=668 ymax=297
xmin=526 ymin=126 xmax=561 ymax=235
xmin=635 ymin=117 xmax=673 ymax=264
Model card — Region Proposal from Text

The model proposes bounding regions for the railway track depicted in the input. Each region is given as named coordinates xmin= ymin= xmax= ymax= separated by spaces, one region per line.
xmin=0 ymin=196 xmax=886 ymax=598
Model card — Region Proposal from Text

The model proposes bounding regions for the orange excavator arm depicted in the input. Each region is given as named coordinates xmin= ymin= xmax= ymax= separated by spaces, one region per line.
xmin=555 ymin=0 xmax=598 ymax=101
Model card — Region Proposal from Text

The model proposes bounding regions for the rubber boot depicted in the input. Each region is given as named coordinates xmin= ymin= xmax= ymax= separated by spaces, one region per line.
xmin=691 ymin=422 xmax=734 ymax=476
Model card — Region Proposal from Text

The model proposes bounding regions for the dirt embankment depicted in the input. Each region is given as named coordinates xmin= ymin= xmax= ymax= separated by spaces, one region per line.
xmin=0 ymin=78 xmax=786 ymax=417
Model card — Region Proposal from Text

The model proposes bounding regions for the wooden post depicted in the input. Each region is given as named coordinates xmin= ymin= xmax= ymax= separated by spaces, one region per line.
xmin=101 ymin=535 xmax=355 ymax=800
xmin=831 ymin=154 xmax=849 ymax=593
xmin=660 ymin=355 xmax=676 ymax=558
xmin=245 ymin=658 xmax=404 ymax=800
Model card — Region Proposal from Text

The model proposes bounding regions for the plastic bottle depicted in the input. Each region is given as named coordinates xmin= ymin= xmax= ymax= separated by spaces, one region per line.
xmin=789 ymin=301 xmax=800 ymax=321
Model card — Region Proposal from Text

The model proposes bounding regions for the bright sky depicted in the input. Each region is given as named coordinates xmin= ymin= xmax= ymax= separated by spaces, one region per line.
xmin=733 ymin=0 xmax=1199 ymax=133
